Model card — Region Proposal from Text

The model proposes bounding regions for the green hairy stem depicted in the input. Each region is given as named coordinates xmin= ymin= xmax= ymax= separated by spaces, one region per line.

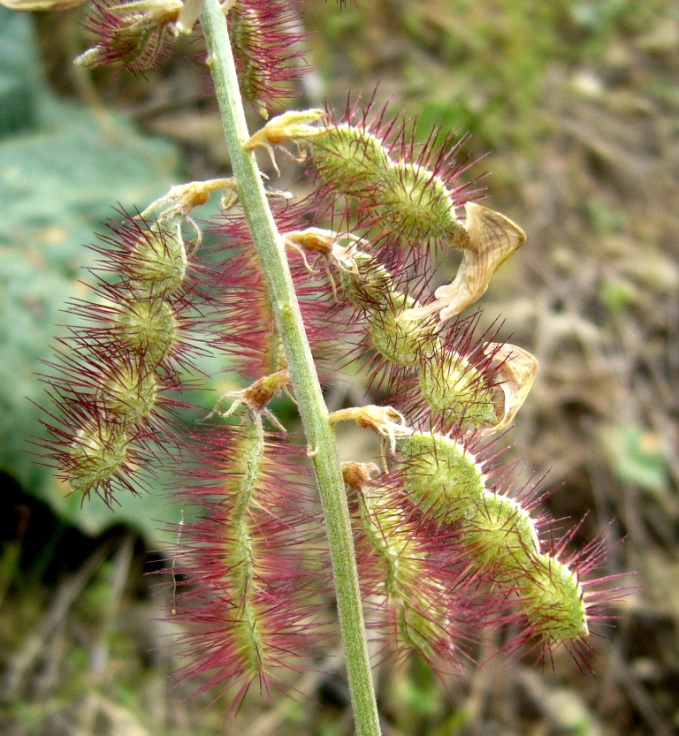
xmin=199 ymin=1 xmax=381 ymax=734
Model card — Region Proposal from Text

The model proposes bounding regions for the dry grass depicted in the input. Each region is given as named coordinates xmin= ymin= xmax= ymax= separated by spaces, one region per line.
xmin=2 ymin=2 xmax=678 ymax=734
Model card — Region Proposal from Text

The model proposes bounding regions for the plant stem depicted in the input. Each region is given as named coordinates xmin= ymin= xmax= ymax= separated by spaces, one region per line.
xmin=199 ymin=2 xmax=381 ymax=734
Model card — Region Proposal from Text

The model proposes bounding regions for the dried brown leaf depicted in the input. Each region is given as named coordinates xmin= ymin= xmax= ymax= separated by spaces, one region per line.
xmin=401 ymin=203 xmax=526 ymax=322
xmin=482 ymin=343 xmax=539 ymax=435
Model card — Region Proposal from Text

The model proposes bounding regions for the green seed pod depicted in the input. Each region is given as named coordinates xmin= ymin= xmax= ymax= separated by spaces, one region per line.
xmin=303 ymin=123 xmax=467 ymax=244
xmin=116 ymin=299 xmax=177 ymax=368
xmin=367 ymin=292 xmax=438 ymax=367
xmin=419 ymin=350 xmax=498 ymax=427
xmin=393 ymin=431 xmax=589 ymax=644
xmin=346 ymin=464 xmax=454 ymax=663
xmin=307 ymin=124 xmax=391 ymax=197
xmin=357 ymin=481 xmax=413 ymax=594
xmin=460 ymin=494 xmax=540 ymax=581
xmin=375 ymin=161 xmax=461 ymax=242
xmin=341 ymin=252 xmax=393 ymax=309
xmin=128 ymin=222 xmax=187 ymax=298
xmin=68 ymin=423 xmax=131 ymax=497
xmin=222 ymin=425 xmax=265 ymax=580
xmin=522 ymin=556 xmax=588 ymax=641
xmin=101 ymin=364 xmax=158 ymax=426
xmin=230 ymin=4 xmax=269 ymax=114
xmin=396 ymin=431 xmax=485 ymax=518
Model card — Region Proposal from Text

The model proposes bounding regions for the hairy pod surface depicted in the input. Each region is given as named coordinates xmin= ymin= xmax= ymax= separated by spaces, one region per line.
xmin=344 ymin=464 xmax=469 ymax=668
xmin=67 ymin=423 xmax=132 ymax=497
xmin=227 ymin=0 xmax=308 ymax=113
xmin=396 ymin=432 xmax=486 ymax=518
xmin=394 ymin=431 xmax=589 ymax=644
xmin=127 ymin=222 xmax=187 ymax=298
xmin=366 ymin=292 xmax=438 ymax=367
xmin=171 ymin=425 xmax=327 ymax=697
xmin=418 ymin=349 xmax=498 ymax=428
xmin=115 ymin=297 xmax=178 ymax=368
xmin=522 ymin=556 xmax=589 ymax=641
xmin=99 ymin=362 xmax=159 ymax=425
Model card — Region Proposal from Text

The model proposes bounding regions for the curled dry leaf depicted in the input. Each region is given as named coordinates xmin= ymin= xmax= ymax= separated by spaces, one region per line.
xmin=1 ymin=0 xmax=85 ymax=8
xmin=176 ymin=0 xmax=203 ymax=32
xmin=341 ymin=461 xmax=380 ymax=492
xmin=482 ymin=343 xmax=538 ymax=435
xmin=329 ymin=404 xmax=409 ymax=456
xmin=401 ymin=203 xmax=526 ymax=322
xmin=245 ymin=109 xmax=326 ymax=150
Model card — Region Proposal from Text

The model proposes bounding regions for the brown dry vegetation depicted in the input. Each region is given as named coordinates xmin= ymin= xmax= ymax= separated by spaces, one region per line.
xmin=2 ymin=1 xmax=679 ymax=734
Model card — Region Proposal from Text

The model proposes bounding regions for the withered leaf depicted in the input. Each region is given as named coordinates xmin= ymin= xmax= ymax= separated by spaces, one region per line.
xmin=401 ymin=203 xmax=526 ymax=323
xmin=482 ymin=343 xmax=538 ymax=435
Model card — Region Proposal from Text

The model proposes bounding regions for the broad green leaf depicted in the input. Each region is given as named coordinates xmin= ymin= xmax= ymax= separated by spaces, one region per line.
xmin=600 ymin=424 xmax=669 ymax=494
xmin=0 ymin=26 xmax=190 ymax=545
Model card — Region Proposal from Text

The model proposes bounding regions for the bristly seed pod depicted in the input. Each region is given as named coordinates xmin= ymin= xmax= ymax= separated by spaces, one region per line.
xmin=396 ymin=431 xmax=486 ymax=519
xmin=343 ymin=462 xmax=476 ymax=670
xmin=227 ymin=0 xmax=310 ymax=115
xmin=100 ymin=362 xmax=159 ymax=425
xmin=126 ymin=222 xmax=187 ymax=298
xmin=334 ymin=240 xmax=536 ymax=434
xmin=418 ymin=347 xmax=500 ymax=429
xmin=75 ymin=0 xmax=183 ymax=72
xmin=171 ymin=424 xmax=328 ymax=701
xmin=522 ymin=556 xmax=588 ymax=641
xmin=115 ymin=297 xmax=178 ymax=369
xmin=67 ymin=422 xmax=133 ymax=499
xmin=460 ymin=493 xmax=541 ymax=581
xmin=247 ymin=101 xmax=472 ymax=257
xmin=303 ymin=123 xmax=392 ymax=198
xmin=394 ymin=431 xmax=590 ymax=645
xmin=366 ymin=291 xmax=439 ymax=368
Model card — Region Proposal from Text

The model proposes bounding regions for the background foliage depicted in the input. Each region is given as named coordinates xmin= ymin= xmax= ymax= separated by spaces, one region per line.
xmin=1 ymin=1 xmax=678 ymax=734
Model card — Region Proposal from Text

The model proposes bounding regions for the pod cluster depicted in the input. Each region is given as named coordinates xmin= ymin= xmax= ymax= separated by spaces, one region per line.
xmin=342 ymin=251 xmax=505 ymax=432
xmin=395 ymin=431 xmax=589 ymax=643
xmin=172 ymin=424 xmax=326 ymax=699
xmin=41 ymin=215 xmax=197 ymax=503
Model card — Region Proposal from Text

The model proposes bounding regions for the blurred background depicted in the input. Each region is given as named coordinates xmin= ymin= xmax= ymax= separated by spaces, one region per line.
xmin=1 ymin=1 xmax=678 ymax=733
